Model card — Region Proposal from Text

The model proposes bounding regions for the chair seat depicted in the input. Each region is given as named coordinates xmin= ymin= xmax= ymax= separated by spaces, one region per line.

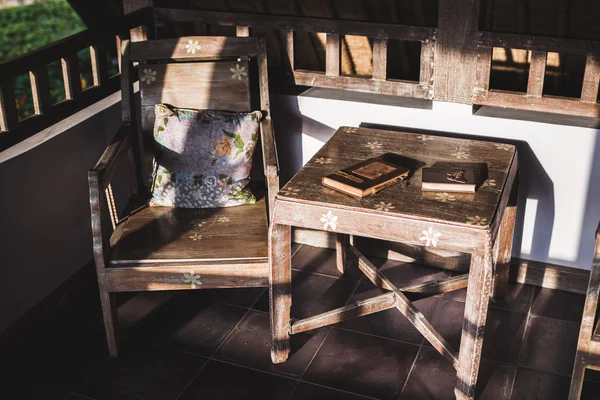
xmin=109 ymin=195 xmax=268 ymax=265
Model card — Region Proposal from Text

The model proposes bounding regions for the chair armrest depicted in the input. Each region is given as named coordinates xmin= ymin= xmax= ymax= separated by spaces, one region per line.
xmin=91 ymin=124 xmax=133 ymax=186
xmin=260 ymin=117 xmax=279 ymax=214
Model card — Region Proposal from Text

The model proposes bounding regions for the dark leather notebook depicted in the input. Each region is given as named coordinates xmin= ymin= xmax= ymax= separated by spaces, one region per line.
xmin=421 ymin=162 xmax=487 ymax=193
xmin=322 ymin=153 xmax=410 ymax=198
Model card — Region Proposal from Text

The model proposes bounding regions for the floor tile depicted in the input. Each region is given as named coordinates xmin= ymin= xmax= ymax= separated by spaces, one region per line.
xmin=194 ymin=287 xmax=266 ymax=308
xmin=337 ymin=282 xmax=440 ymax=345
xmin=430 ymin=299 xmax=527 ymax=364
xmin=79 ymin=343 xmax=206 ymax=400
xmin=178 ymin=360 xmax=296 ymax=400
xmin=0 ymin=327 xmax=108 ymax=393
xmin=144 ymin=292 xmax=248 ymax=356
xmin=519 ymin=315 xmax=579 ymax=376
xmin=214 ymin=310 xmax=329 ymax=378
xmin=292 ymin=245 xmax=363 ymax=281
xmin=444 ymin=282 xmax=533 ymax=313
xmin=254 ymin=270 xmax=358 ymax=319
xmin=510 ymin=367 xmax=570 ymax=400
xmin=400 ymin=347 xmax=516 ymax=400
xmin=289 ymin=382 xmax=374 ymax=399
xmin=0 ymin=380 xmax=73 ymax=400
xmin=303 ymin=328 xmax=420 ymax=400
xmin=530 ymin=287 xmax=585 ymax=322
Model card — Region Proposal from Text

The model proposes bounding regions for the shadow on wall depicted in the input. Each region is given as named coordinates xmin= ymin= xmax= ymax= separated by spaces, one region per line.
xmin=578 ymin=124 xmax=600 ymax=267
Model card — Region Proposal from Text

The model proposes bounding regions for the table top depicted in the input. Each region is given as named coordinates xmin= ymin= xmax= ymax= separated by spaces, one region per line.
xmin=276 ymin=126 xmax=517 ymax=229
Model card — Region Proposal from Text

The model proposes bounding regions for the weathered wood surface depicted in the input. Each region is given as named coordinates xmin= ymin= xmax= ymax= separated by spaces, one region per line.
xmin=130 ymin=36 xmax=258 ymax=61
xmin=276 ymin=126 xmax=516 ymax=231
xmin=419 ymin=39 xmax=435 ymax=88
xmin=372 ymin=38 xmax=387 ymax=81
xmin=61 ymin=54 xmax=82 ymax=101
xmin=478 ymin=30 xmax=600 ymax=56
xmin=569 ymin=222 xmax=600 ymax=399
xmin=336 ymin=233 xmax=349 ymax=274
xmin=325 ymin=34 xmax=341 ymax=77
xmin=526 ymin=51 xmax=547 ymax=98
xmin=109 ymin=197 xmax=269 ymax=264
xmin=155 ymin=7 xmax=436 ymax=41
xmin=290 ymin=291 xmax=396 ymax=335
xmin=455 ymin=246 xmax=493 ymax=400
xmin=474 ymin=90 xmax=600 ymax=118
xmin=351 ymin=246 xmax=459 ymax=369
xmin=29 ymin=67 xmax=52 ymax=115
xmin=105 ymin=263 xmax=269 ymax=291
xmin=434 ymin=0 xmax=481 ymax=103
xmin=269 ymin=223 xmax=292 ymax=364
xmin=581 ymin=55 xmax=600 ymax=103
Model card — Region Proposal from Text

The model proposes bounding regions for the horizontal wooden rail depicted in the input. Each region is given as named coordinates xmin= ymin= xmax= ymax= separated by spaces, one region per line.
xmin=0 ymin=7 xmax=152 ymax=152
xmin=479 ymin=31 xmax=600 ymax=56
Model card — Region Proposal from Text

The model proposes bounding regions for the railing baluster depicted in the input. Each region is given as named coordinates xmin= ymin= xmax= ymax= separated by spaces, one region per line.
xmin=326 ymin=33 xmax=341 ymax=76
xmin=91 ymin=44 xmax=109 ymax=87
xmin=116 ymin=34 xmax=124 ymax=74
xmin=0 ymin=80 xmax=19 ymax=132
xmin=372 ymin=38 xmax=387 ymax=80
xmin=527 ymin=50 xmax=547 ymax=97
xmin=581 ymin=54 xmax=600 ymax=103
xmin=419 ymin=39 xmax=436 ymax=88
xmin=29 ymin=67 xmax=52 ymax=115
xmin=236 ymin=26 xmax=250 ymax=37
xmin=283 ymin=30 xmax=294 ymax=72
xmin=474 ymin=46 xmax=492 ymax=92
xmin=61 ymin=54 xmax=82 ymax=101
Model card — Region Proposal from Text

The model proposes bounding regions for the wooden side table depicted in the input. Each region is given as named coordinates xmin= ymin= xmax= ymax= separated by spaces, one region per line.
xmin=269 ymin=126 xmax=518 ymax=400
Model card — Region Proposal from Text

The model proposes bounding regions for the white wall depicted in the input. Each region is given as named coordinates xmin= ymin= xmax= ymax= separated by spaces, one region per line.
xmin=272 ymin=88 xmax=600 ymax=271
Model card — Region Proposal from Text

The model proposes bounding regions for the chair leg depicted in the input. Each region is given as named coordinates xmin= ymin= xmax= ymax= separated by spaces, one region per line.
xmin=99 ymin=290 xmax=119 ymax=357
xmin=492 ymin=175 xmax=518 ymax=300
xmin=269 ymin=223 xmax=292 ymax=364
xmin=569 ymin=354 xmax=587 ymax=400
xmin=336 ymin=233 xmax=349 ymax=274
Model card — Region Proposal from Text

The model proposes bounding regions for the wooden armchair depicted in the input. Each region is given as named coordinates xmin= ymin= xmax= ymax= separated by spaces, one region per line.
xmin=570 ymin=221 xmax=600 ymax=399
xmin=88 ymin=36 xmax=279 ymax=356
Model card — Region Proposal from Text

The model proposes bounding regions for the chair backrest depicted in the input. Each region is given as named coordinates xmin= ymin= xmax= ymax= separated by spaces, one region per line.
xmin=122 ymin=36 xmax=265 ymax=188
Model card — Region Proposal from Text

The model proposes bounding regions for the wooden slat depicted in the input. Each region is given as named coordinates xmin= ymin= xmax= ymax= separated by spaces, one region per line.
xmin=270 ymin=223 xmax=292 ymax=364
xmin=336 ymin=233 xmax=349 ymax=274
xmin=474 ymin=90 xmax=600 ymax=118
xmin=372 ymin=38 xmax=387 ymax=81
xmin=326 ymin=34 xmax=341 ymax=76
xmin=478 ymin=31 xmax=600 ymax=56
xmin=236 ymin=26 xmax=250 ymax=37
xmin=293 ymin=70 xmax=433 ymax=99
xmin=29 ymin=67 xmax=52 ymax=115
xmin=400 ymin=274 xmax=469 ymax=296
xmin=0 ymin=79 xmax=18 ymax=131
xmin=510 ymin=257 xmax=591 ymax=296
xmin=434 ymin=0 xmax=481 ymax=103
xmin=61 ymin=54 xmax=82 ymax=101
xmin=419 ymin=38 xmax=435 ymax=87
xmin=156 ymin=8 xmax=436 ymax=41
xmin=290 ymin=291 xmax=396 ymax=334
xmin=282 ymin=30 xmax=294 ymax=71
xmin=105 ymin=263 xmax=269 ymax=291
xmin=474 ymin=46 xmax=492 ymax=92
xmin=90 ymin=44 xmax=110 ymax=87
xmin=581 ymin=55 xmax=600 ymax=103
xmin=350 ymin=245 xmax=459 ymax=369
xmin=527 ymin=51 xmax=547 ymax=97
xmin=130 ymin=36 xmax=259 ymax=61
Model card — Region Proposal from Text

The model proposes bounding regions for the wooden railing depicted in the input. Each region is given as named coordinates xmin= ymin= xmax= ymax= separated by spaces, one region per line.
xmin=155 ymin=8 xmax=437 ymax=100
xmin=474 ymin=31 xmax=600 ymax=118
xmin=0 ymin=8 xmax=152 ymax=151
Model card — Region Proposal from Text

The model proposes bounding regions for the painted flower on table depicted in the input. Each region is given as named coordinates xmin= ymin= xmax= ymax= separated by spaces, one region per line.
xmin=185 ymin=40 xmax=201 ymax=54
xmin=419 ymin=227 xmax=442 ymax=247
xmin=230 ymin=64 xmax=247 ymax=80
xmin=182 ymin=270 xmax=202 ymax=288
xmin=375 ymin=202 xmax=395 ymax=211
xmin=365 ymin=141 xmax=382 ymax=149
xmin=141 ymin=68 xmax=157 ymax=84
xmin=481 ymin=179 xmax=497 ymax=188
xmin=320 ymin=211 xmax=338 ymax=231
xmin=466 ymin=216 xmax=488 ymax=226
xmin=435 ymin=192 xmax=456 ymax=202
xmin=314 ymin=157 xmax=333 ymax=165
xmin=451 ymin=151 xmax=469 ymax=159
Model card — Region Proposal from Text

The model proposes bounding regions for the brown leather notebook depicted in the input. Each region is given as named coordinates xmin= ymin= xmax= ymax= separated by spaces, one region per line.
xmin=421 ymin=162 xmax=486 ymax=193
xmin=322 ymin=153 xmax=410 ymax=198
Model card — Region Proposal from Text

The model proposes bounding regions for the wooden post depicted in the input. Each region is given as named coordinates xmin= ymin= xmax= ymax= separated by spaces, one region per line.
xmin=269 ymin=223 xmax=292 ymax=364
xmin=434 ymin=0 xmax=481 ymax=103
xmin=336 ymin=233 xmax=349 ymax=273
xmin=527 ymin=51 xmax=547 ymax=97
xmin=326 ymin=34 xmax=341 ymax=77
xmin=419 ymin=39 xmax=435 ymax=88
xmin=492 ymin=174 xmax=518 ymax=299
xmin=372 ymin=38 xmax=387 ymax=80
xmin=581 ymin=55 xmax=600 ymax=103
xmin=29 ymin=67 xmax=52 ymax=115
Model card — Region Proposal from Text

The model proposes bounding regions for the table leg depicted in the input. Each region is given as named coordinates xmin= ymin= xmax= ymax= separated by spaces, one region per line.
xmin=492 ymin=175 xmax=519 ymax=300
xmin=455 ymin=247 xmax=493 ymax=400
xmin=336 ymin=233 xmax=349 ymax=274
xmin=269 ymin=222 xmax=292 ymax=364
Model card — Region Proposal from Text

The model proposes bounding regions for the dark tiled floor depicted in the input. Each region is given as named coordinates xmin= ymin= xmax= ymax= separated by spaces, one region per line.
xmin=0 ymin=245 xmax=595 ymax=399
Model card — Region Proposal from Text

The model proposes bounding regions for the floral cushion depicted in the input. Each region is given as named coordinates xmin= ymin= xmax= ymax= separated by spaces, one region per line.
xmin=149 ymin=104 xmax=262 ymax=208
